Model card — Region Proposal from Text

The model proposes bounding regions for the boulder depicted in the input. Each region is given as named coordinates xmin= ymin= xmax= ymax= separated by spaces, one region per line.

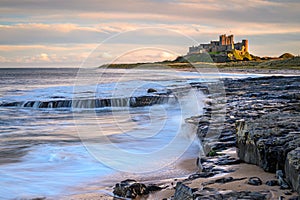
xmin=113 ymin=179 xmax=148 ymax=198
xmin=113 ymin=179 xmax=165 ymax=199
xmin=147 ymin=88 xmax=157 ymax=93
xmin=173 ymin=182 xmax=194 ymax=200
xmin=236 ymin=114 xmax=300 ymax=173
xmin=285 ymin=147 xmax=300 ymax=194
xmin=247 ymin=177 xmax=263 ymax=186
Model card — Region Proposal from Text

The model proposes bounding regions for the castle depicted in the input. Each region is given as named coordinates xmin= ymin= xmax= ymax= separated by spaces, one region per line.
xmin=188 ymin=34 xmax=248 ymax=54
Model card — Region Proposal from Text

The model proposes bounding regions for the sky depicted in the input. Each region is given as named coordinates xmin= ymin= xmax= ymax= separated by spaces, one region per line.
xmin=0 ymin=0 xmax=300 ymax=67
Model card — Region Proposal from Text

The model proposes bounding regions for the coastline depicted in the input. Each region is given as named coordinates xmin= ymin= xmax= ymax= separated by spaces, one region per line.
xmin=62 ymin=69 xmax=300 ymax=200
xmin=99 ymin=56 xmax=300 ymax=75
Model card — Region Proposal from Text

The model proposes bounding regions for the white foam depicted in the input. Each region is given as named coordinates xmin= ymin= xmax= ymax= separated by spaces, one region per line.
xmin=0 ymin=144 xmax=115 ymax=199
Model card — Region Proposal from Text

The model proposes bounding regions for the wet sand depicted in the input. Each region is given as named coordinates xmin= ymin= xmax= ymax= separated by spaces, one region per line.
xmin=62 ymin=147 xmax=298 ymax=199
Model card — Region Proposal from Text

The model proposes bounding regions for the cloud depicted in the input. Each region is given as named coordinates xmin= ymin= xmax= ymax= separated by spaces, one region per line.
xmin=1 ymin=0 xmax=300 ymax=24
xmin=39 ymin=53 xmax=50 ymax=62
xmin=99 ymin=52 xmax=113 ymax=59
xmin=111 ymin=48 xmax=178 ymax=63
xmin=0 ymin=56 xmax=9 ymax=62
xmin=1 ymin=22 xmax=299 ymax=46
xmin=0 ymin=44 xmax=96 ymax=52
xmin=0 ymin=23 xmax=110 ymax=45
xmin=0 ymin=0 xmax=299 ymax=66
xmin=0 ymin=43 xmax=97 ymax=66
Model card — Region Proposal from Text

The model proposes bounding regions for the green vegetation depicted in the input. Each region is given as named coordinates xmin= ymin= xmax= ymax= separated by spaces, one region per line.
xmin=99 ymin=53 xmax=300 ymax=71
xmin=208 ymin=51 xmax=221 ymax=55
xmin=100 ymin=63 xmax=146 ymax=69
xmin=257 ymin=56 xmax=300 ymax=69
xmin=208 ymin=149 xmax=218 ymax=157
xmin=228 ymin=49 xmax=252 ymax=61
xmin=173 ymin=53 xmax=213 ymax=63
xmin=243 ymin=51 xmax=252 ymax=61
xmin=184 ymin=53 xmax=213 ymax=63
xmin=217 ymin=56 xmax=300 ymax=70
xmin=279 ymin=53 xmax=294 ymax=59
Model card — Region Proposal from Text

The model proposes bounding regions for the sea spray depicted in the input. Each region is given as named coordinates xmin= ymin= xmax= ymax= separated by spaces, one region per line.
xmin=76 ymin=85 xmax=206 ymax=173
xmin=175 ymin=87 xmax=206 ymax=171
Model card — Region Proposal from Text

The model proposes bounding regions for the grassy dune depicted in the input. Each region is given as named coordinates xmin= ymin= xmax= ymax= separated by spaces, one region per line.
xmin=99 ymin=56 xmax=300 ymax=70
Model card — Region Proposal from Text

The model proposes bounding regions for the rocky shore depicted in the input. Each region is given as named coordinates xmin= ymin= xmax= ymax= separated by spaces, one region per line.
xmin=112 ymin=75 xmax=300 ymax=200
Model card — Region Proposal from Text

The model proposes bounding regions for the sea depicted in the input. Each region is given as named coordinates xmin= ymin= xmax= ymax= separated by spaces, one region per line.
xmin=0 ymin=68 xmax=260 ymax=199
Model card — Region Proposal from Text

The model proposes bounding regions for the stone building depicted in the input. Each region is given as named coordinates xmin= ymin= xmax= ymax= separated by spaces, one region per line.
xmin=188 ymin=34 xmax=248 ymax=54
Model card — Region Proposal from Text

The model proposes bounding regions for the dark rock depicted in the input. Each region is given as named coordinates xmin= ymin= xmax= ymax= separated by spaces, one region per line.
xmin=247 ymin=177 xmax=263 ymax=186
xmin=276 ymin=170 xmax=291 ymax=190
xmin=285 ymin=147 xmax=300 ymax=193
xmin=128 ymin=183 xmax=148 ymax=197
xmin=284 ymin=191 xmax=292 ymax=195
xmin=236 ymin=113 xmax=300 ymax=191
xmin=192 ymin=187 xmax=270 ymax=200
xmin=265 ymin=180 xmax=278 ymax=186
xmin=173 ymin=182 xmax=193 ymax=200
xmin=214 ymin=177 xmax=234 ymax=184
xmin=221 ymin=191 xmax=270 ymax=200
xmin=203 ymin=177 xmax=247 ymax=186
xmin=1 ymin=92 xmax=176 ymax=108
xmin=0 ymin=101 xmax=21 ymax=107
xmin=201 ymin=164 xmax=214 ymax=172
xmin=288 ymin=196 xmax=300 ymax=200
xmin=147 ymin=184 xmax=165 ymax=192
xmin=147 ymin=88 xmax=157 ymax=93
xmin=193 ymin=187 xmax=223 ymax=199
xmin=219 ymin=135 xmax=236 ymax=142
xmin=113 ymin=179 xmax=157 ymax=198
xmin=189 ymin=76 xmax=300 ymax=197
xmin=210 ymin=141 xmax=236 ymax=151
xmin=215 ymin=156 xmax=242 ymax=165
xmin=211 ymin=167 xmax=235 ymax=173
xmin=50 ymin=96 xmax=65 ymax=99
xmin=199 ymin=157 xmax=210 ymax=163
xmin=187 ymin=172 xmax=216 ymax=180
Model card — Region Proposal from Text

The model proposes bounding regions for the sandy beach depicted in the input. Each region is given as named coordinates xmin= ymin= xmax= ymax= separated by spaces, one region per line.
xmin=62 ymin=148 xmax=298 ymax=199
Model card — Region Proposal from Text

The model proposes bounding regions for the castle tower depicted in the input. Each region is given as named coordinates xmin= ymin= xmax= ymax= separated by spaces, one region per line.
xmin=219 ymin=34 xmax=226 ymax=46
xmin=242 ymin=39 xmax=249 ymax=52
xmin=228 ymin=35 xmax=234 ymax=45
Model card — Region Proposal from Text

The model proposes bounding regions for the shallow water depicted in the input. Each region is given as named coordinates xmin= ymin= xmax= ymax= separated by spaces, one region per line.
xmin=0 ymin=68 xmax=261 ymax=199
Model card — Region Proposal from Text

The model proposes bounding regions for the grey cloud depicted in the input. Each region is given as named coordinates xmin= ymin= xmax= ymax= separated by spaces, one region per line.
xmin=0 ymin=24 xmax=197 ymax=46
xmin=1 ymin=0 xmax=299 ymax=24
xmin=0 ymin=25 xmax=109 ymax=45
xmin=237 ymin=32 xmax=300 ymax=56
xmin=245 ymin=33 xmax=300 ymax=45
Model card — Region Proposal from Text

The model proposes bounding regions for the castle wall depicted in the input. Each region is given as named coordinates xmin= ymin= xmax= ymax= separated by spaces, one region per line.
xmin=234 ymin=42 xmax=243 ymax=51
xmin=188 ymin=34 xmax=248 ymax=55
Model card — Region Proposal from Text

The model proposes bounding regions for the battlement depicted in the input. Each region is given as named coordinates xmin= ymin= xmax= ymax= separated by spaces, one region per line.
xmin=188 ymin=34 xmax=248 ymax=55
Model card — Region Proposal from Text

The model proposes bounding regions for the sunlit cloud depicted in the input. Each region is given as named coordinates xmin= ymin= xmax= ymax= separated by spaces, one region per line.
xmin=39 ymin=53 xmax=50 ymax=62
xmin=1 ymin=22 xmax=299 ymax=45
